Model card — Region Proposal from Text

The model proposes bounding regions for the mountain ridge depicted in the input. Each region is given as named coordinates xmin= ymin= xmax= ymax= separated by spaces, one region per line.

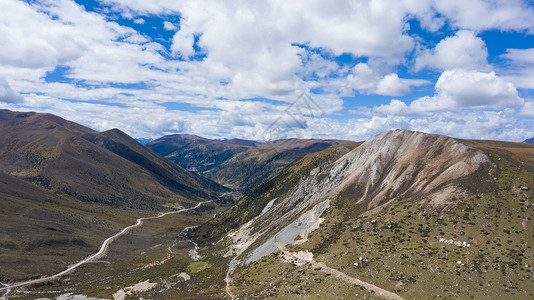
xmin=188 ymin=130 xmax=534 ymax=299
xmin=147 ymin=133 xmax=354 ymax=192
xmin=0 ymin=110 xmax=227 ymax=209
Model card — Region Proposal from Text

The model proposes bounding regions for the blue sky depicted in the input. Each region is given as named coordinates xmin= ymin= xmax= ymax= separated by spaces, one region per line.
xmin=1 ymin=0 xmax=534 ymax=141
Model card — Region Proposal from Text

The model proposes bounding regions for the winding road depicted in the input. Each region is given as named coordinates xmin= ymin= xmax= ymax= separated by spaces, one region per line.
xmin=0 ymin=201 xmax=211 ymax=292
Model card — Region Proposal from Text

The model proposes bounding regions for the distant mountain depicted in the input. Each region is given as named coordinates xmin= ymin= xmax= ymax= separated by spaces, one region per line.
xmin=147 ymin=134 xmax=353 ymax=192
xmin=135 ymin=138 xmax=153 ymax=144
xmin=0 ymin=110 xmax=227 ymax=210
xmin=524 ymin=137 xmax=534 ymax=144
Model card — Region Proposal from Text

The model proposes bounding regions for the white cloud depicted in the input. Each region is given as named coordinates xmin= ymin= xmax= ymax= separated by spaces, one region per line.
xmin=105 ymin=0 xmax=415 ymax=58
xmin=376 ymin=74 xmax=411 ymax=97
xmin=133 ymin=18 xmax=145 ymax=24
xmin=415 ymin=30 xmax=488 ymax=71
xmin=432 ymin=0 xmax=534 ymax=32
xmin=170 ymin=30 xmax=196 ymax=58
xmin=1 ymin=0 xmax=533 ymax=143
xmin=408 ymin=109 xmax=530 ymax=141
xmin=346 ymin=63 xmax=429 ymax=97
xmin=500 ymin=48 xmax=534 ymax=89
xmin=502 ymin=48 xmax=534 ymax=64
xmin=163 ymin=21 xmax=177 ymax=31
xmin=98 ymin=0 xmax=420 ymax=101
xmin=410 ymin=69 xmax=523 ymax=113
xmin=373 ymin=99 xmax=409 ymax=115
xmin=0 ymin=78 xmax=24 ymax=103
xmin=519 ymin=99 xmax=534 ymax=118
xmin=3 ymin=91 xmax=531 ymax=142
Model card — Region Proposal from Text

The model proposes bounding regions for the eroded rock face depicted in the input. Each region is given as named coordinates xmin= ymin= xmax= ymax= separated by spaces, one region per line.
xmin=330 ymin=129 xmax=492 ymax=210
xmin=224 ymin=130 xmax=492 ymax=264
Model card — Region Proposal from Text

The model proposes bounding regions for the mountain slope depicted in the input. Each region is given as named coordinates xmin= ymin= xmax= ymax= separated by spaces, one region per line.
xmin=0 ymin=110 xmax=227 ymax=209
xmin=0 ymin=171 xmax=136 ymax=282
xmin=192 ymin=130 xmax=492 ymax=247
xmin=523 ymin=137 xmax=534 ymax=144
xmin=189 ymin=130 xmax=534 ymax=299
xmin=147 ymin=134 xmax=352 ymax=192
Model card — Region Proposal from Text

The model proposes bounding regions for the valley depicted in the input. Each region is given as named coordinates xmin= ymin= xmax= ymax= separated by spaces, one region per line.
xmin=147 ymin=134 xmax=353 ymax=193
xmin=0 ymin=201 xmax=212 ymax=292
xmin=1 ymin=110 xmax=533 ymax=299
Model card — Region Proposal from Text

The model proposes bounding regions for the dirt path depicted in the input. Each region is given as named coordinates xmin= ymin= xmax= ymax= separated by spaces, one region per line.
xmin=141 ymin=241 xmax=177 ymax=269
xmin=0 ymin=201 xmax=212 ymax=292
xmin=275 ymin=241 xmax=406 ymax=300
xmin=225 ymin=260 xmax=237 ymax=299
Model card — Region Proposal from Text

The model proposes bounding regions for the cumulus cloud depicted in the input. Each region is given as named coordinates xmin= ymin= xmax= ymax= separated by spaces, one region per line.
xmin=163 ymin=21 xmax=177 ymax=31
xmin=410 ymin=69 xmax=523 ymax=113
xmin=500 ymin=48 xmax=534 ymax=89
xmin=0 ymin=78 xmax=24 ymax=103
xmin=373 ymin=99 xmax=409 ymax=115
xmin=346 ymin=63 xmax=429 ymax=97
xmin=170 ymin=30 xmax=196 ymax=58
xmin=371 ymin=70 xmax=524 ymax=116
xmin=1 ymin=0 xmax=534 ymax=142
xmin=519 ymin=99 xmax=534 ymax=118
xmin=431 ymin=0 xmax=534 ymax=32
xmin=415 ymin=30 xmax=488 ymax=71
xmin=502 ymin=48 xmax=534 ymax=64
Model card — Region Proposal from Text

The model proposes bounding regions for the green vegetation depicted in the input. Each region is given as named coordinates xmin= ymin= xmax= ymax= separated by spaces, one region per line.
xmin=3 ymin=113 xmax=534 ymax=300
xmin=0 ymin=110 xmax=229 ymax=287
xmin=163 ymin=202 xmax=184 ymax=209
xmin=188 ymin=261 xmax=211 ymax=273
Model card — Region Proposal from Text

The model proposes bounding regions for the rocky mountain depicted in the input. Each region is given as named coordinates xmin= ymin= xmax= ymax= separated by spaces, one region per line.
xmin=147 ymin=134 xmax=353 ymax=192
xmin=188 ymin=130 xmax=534 ymax=299
xmin=524 ymin=137 xmax=534 ymax=144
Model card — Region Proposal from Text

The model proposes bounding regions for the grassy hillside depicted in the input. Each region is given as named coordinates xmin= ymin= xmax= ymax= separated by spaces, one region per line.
xmin=228 ymin=138 xmax=534 ymax=299
xmin=0 ymin=110 xmax=227 ymax=210
xmin=0 ymin=171 xmax=143 ymax=282
xmin=0 ymin=110 xmax=230 ymax=285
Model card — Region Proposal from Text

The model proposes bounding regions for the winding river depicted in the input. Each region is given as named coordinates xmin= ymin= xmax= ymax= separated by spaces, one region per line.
xmin=0 ymin=201 xmax=211 ymax=292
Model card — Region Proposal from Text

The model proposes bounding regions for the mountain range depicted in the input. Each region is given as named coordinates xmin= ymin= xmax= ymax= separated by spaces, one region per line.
xmin=0 ymin=110 xmax=226 ymax=210
xmin=1 ymin=110 xmax=534 ymax=299
xmin=147 ymin=134 xmax=352 ymax=193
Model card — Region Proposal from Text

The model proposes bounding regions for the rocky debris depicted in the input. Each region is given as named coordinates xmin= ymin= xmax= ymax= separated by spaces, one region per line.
xmin=224 ymin=130 xmax=491 ymax=265
xmin=170 ymin=272 xmax=191 ymax=281
xmin=112 ymin=280 xmax=157 ymax=300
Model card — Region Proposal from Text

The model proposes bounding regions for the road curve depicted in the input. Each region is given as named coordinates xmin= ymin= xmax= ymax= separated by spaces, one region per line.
xmin=0 ymin=201 xmax=212 ymax=291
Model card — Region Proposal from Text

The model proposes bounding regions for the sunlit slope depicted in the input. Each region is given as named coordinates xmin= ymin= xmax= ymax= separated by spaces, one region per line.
xmin=192 ymin=130 xmax=533 ymax=298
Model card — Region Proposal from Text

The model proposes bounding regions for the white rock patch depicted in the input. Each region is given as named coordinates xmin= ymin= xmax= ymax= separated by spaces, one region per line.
xmin=112 ymin=280 xmax=157 ymax=300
